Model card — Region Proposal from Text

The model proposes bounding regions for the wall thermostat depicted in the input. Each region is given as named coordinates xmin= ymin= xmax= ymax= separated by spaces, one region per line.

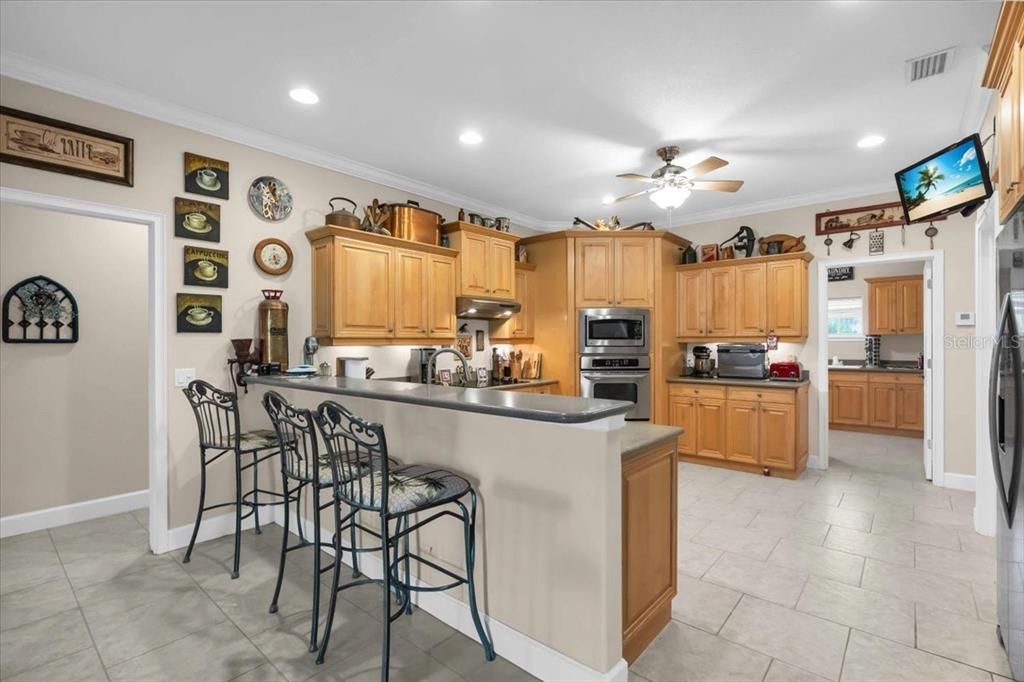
xmin=956 ymin=312 xmax=975 ymax=327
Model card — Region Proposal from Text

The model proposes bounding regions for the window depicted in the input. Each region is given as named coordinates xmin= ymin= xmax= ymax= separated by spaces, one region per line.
xmin=827 ymin=297 xmax=864 ymax=339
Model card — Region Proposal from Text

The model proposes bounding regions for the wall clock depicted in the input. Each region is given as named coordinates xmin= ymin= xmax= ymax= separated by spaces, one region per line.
xmin=253 ymin=238 xmax=293 ymax=276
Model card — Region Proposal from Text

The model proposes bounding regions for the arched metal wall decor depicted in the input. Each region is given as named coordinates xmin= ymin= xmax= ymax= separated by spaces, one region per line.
xmin=2 ymin=275 xmax=79 ymax=343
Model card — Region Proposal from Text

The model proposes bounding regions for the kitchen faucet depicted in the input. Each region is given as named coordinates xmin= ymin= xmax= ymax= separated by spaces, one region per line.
xmin=427 ymin=347 xmax=470 ymax=386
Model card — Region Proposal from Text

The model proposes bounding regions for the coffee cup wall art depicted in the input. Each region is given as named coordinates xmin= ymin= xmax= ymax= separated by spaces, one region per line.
xmin=183 ymin=246 xmax=228 ymax=288
xmin=184 ymin=152 xmax=229 ymax=200
xmin=174 ymin=197 xmax=221 ymax=242
xmin=176 ymin=293 xmax=222 ymax=333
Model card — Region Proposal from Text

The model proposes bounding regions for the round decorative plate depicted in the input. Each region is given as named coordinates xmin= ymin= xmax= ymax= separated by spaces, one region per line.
xmin=248 ymin=176 xmax=293 ymax=222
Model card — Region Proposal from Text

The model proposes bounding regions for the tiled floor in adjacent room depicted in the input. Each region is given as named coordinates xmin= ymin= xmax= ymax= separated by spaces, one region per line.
xmin=632 ymin=430 xmax=1010 ymax=682
xmin=0 ymin=508 xmax=536 ymax=682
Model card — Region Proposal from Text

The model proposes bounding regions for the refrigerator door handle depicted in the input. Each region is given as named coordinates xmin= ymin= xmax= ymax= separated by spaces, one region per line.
xmin=990 ymin=294 xmax=1014 ymax=525
xmin=1004 ymin=294 xmax=1023 ymax=526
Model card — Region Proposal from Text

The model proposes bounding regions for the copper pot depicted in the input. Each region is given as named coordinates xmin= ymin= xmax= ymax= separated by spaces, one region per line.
xmin=385 ymin=200 xmax=443 ymax=245
xmin=325 ymin=197 xmax=362 ymax=229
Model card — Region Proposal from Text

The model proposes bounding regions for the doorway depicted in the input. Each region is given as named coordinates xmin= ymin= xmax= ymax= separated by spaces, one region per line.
xmin=815 ymin=251 xmax=946 ymax=485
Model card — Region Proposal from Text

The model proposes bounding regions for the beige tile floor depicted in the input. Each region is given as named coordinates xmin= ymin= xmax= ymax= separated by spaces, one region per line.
xmin=0 ymin=508 xmax=536 ymax=682
xmin=632 ymin=430 xmax=1011 ymax=682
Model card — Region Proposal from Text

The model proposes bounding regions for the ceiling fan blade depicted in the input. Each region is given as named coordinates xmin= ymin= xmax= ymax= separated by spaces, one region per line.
xmin=615 ymin=173 xmax=655 ymax=183
xmin=613 ymin=188 xmax=654 ymax=203
xmin=690 ymin=180 xmax=744 ymax=192
xmin=684 ymin=156 xmax=729 ymax=178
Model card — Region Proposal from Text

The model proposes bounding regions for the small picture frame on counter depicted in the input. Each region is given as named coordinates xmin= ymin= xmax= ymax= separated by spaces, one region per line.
xmin=437 ymin=369 xmax=452 ymax=386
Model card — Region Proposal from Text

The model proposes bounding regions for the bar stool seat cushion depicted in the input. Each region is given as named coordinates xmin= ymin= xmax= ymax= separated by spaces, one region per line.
xmin=238 ymin=429 xmax=284 ymax=451
xmin=317 ymin=455 xmax=401 ymax=486
xmin=351 ymin=465 xmax=470 ymax=515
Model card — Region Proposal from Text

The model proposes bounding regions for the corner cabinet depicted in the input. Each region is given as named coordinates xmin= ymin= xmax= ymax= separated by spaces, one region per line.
xmin=575 ymin=236 xmax=655 ymax=307
xmin=490 ymin=262 xmax=536 ymax=341
xmin=983 ymin=2 xmax=1024 ymax=223
xmin=675 ymin=253 xmax=811 ymax=342
xmin=866 ymin=276 xmax=923 ymax=335
xmin=439 ymin=222 xmax=518 ymax=301
xmin=306 ymin=226 xmax=458 ymax=345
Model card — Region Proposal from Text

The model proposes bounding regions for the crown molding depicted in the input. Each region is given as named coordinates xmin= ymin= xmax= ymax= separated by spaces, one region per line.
xmin=0 ymin=50 xmax=549 ymax=231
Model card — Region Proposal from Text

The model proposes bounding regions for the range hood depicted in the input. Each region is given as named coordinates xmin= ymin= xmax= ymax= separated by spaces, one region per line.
xmin=456 ymin=297 xmax=521 ymax=320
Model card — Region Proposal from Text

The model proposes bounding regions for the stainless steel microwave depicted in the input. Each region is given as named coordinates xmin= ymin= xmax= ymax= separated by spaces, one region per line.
xmin=578 ymin=308 xmax=650 ymax=355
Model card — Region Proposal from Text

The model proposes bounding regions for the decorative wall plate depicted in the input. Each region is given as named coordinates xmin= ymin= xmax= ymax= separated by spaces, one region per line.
xmin=248 ymin=176 xmax=293 ymax=222
xmin=254 ymin=238 xmax=293 ymax=276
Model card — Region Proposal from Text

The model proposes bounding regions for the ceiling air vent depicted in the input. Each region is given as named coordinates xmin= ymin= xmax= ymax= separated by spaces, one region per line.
xmin=906 ymin=48 xmax=955 ymax=83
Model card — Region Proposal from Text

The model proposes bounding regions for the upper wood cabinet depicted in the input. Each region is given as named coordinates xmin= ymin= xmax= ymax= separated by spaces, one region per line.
xmin=490 ymin=262 xmax=536 ymax=341
xmin=306 ymin=226 xmax=458 ymax=345
xmin=983 ymin=2 xmax=1024 ymax=222
xmin=440 ymin=222 xmax=518 ymax=301
xmin=675 ymin=253 xmax=810 ymax=342
xmin=867 ymin=276 xmax=923 ymax=335
xmin=576 ymin=236 xmax=654 ymax=307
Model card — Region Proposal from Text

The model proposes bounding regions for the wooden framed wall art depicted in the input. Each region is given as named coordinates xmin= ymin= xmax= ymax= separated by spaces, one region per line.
xmin=814 ymin=201 xmax=945 ymax=236
xmin=174 ymin=197 xmax=221 ymax=242
xmin=183 ymin=246 xmax=229 ymax=288
xmin=0 ymin=107 xmax=134 ymax=186
xmin=184 ymin=152 xmax=229 ymax=200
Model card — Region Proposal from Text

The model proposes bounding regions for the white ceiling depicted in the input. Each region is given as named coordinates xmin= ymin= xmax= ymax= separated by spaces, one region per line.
xmin=0 ymin=1 xmax=1000 ymax=230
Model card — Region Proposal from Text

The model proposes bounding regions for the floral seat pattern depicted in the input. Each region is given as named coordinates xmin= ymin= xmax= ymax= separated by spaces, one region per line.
xmin=317 ymin=454 xmax=401 ymax=486
xmin=347 ymin=465 xmax=470 ymax=515
xmin=238 ymin=429 xmax=285 ymax=451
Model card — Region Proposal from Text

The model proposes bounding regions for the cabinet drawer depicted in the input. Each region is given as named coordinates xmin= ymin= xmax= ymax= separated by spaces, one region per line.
xmin=866 ymin=372 xmax=923 ymax=384
xmin=668 ymin=384 xmax=726 ymax=400
xmin=726 ymin=387 xmax=795 ymax=404
xmin=827 ymin=371 xmax=869 ymax=383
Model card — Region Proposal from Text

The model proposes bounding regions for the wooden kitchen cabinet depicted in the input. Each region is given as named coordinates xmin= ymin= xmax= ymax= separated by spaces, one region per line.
xmin=440 ymin=222 xmax=519 ymax=301
xmin=897 ymin=278 xmax=924 ymax=334
xmin=896 ymin=380 xmax=925 ymax=432
xmin=725 ymin=400 xmax=759 ymax=464
xmin=830 ymin=375 xmax=870 ymax=425
xmin=669 ymin=394 xmax=697 ymax=455
xmin=765 ymin=258 xmax=806 ymax=337
xmin=576 ymin=236 xmax=654 ymax=307
xmin=734 ymin=262 xmax=767 ymax=337
xmin=675 ymin=269 xmax=707 ymax=338
xmin=760 ymin=402 xmax=797 ymax=469
xmin=867 ymin=276 xmax=923 ymax=335
xmin=867 ymin=279 xmax=898 ymax=335
xmin=695 ymin=398 xmax=726 ymax=459
xmin=867 ymin=381 xmax=897 ymax=429
xmin=984 ymin=2 xmax=1024 ymax=222
xmin=829 ymin=370 xmax=924 ymax=436
xmin=490 ymin=262 xmax=535 ymax=341
xmin=306 ymin=225 xmax=459 ymax=344
xmin=706 ymin=268 xmax=736 ymax=337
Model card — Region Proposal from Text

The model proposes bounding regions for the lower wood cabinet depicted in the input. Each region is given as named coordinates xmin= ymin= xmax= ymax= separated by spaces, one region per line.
xmin=829 ymin=375 xmax=870 ymax=425
xmin=667 ymin=382 xmax=808 ymax=478
xmin=828 ymin=370 xmax=924 ymax=436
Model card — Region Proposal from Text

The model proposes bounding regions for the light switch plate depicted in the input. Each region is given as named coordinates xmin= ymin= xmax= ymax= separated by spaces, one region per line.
xmin=174 ymin=368 xmax=196 ymax=387
xmin=955 ymin=312 xmax=975 ymax=327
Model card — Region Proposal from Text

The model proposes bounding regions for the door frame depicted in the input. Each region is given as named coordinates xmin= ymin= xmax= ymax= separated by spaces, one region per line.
xmin=974 ymin=202 xmax=999 ymax=535
xmin=815 ymin=250 xmax=945 ymax=486
xmin=0 ymin=187 xmax=170 ymax=553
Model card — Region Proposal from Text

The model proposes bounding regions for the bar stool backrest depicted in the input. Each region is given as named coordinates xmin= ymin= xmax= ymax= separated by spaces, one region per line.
xmin=316 ymin=400 xmax=390 ymax=513
xmin=183 ymin=379 xmax=241 ymax=450
xmin=262 ymin=390 xmax=320 ymax=483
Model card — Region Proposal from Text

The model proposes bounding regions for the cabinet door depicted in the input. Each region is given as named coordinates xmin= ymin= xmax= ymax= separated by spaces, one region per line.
xmin=896 ymin=278 xmax=924 ymax=334
xmin=427 ymin=255 xmax=457 ymax=338
xmin=760 ymin=402 xmax=796 ymax=469
xmin=488 ymin=238 xmax=516 ymax=299
xmin=999 ymin=47 xmax=1022 ymax=223
xmin=734 ymin=263 xmax=767 ymax=337
xmin=766 ymin=259 xmax=804 ymax=337
xmin=676 ymin=270 xmax=706 ymax=338
xmin=868 ymin=281 xmax=898 ymax=335
xmin=896 ymin=384 xmax=925 ymax=431
xmin=334 ymin=240 xmax=394 ymax=338
xmin=459 ymin=232 xmax=491 ymax=297
xmin=706 ymin=267 xmax=736 ymax=337
xmin=695 ymin=399 xmax=726 ymax=459
xmin=394 ymin=249 xmax=428 ymax=338
xmin=575 ymin=238 xmax=615 ymax=306
xmin=512 ymin=268 xmax=533 ymax=337
xmin=311 ymin=240 xmax=333 ymax=338
xmin=867 ymin=382 xmax=897 ymax=428
xmin=830 ymin=381 xmax=869 ymax=425
xmin=668 ymin=395 xmax=697 ymax=455
xmin=614 ymin=238 xmax=654 ymax=307
xmin=725 ymin=400 xmax=759 ymax=464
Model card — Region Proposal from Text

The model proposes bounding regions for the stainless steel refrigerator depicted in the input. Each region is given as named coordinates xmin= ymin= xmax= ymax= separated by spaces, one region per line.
xmin=992 ymin=214 xmax=1024 ymax=682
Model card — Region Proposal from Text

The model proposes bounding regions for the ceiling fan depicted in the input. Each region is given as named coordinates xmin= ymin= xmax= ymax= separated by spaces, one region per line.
xmin=612 ymin=146 xmax=744 ymax=209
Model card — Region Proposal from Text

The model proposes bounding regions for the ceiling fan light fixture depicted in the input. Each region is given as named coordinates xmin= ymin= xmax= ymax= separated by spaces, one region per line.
xmin=601 ymin=194 xmax=615 ymax=205
xmin=459 ymin=130 xmax=483 ymax=145
xmin=650 ymin=187 xmax=690 ymax=209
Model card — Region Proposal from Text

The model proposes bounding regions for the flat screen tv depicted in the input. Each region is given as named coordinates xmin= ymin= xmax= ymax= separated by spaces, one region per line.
xmin=895 ymin=133 xmax=993 ymax=223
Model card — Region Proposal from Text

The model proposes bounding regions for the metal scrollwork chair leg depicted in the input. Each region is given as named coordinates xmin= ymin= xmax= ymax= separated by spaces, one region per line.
xmin=183 ymin=455 xmax=207 ymax=564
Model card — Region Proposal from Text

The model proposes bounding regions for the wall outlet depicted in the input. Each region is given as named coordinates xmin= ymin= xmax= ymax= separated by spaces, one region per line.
xmin=174 ymin=368 xmax=196 ymax=387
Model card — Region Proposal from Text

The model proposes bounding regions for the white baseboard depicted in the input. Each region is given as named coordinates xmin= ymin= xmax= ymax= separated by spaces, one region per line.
xmin=0 ymin=489 xmax=148 ymax=539
xmin=275 ymin=509 xmax=627 ymax=682
xmin=941 ymin=473 xmax=976 ymax=492
xmin=163 ymin=510 xmax=257 ymax=553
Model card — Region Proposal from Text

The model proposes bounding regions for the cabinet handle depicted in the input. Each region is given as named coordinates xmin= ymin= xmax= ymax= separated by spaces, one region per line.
xmin=1008 ymin=181 xmax=1020 ymax=193
xmin=756 ymin=393 xmax=762 ymax=398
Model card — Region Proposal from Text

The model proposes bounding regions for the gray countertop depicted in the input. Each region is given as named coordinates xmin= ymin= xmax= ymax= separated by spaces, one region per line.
xmin=827 ymin=365 xmax=923 ymax=374
xmin=246 ymin=375 xmax=631 ymax=424
xmin=621 ymin=423 xmax=683 ymax=460
xmin=667 ymin=374 xmax=810 ymax=388
xmin=488 ymin=379 xmax=559 ymax=391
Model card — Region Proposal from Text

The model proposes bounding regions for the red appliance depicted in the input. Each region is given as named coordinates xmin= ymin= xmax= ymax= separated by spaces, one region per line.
xmin=769 ymin=361 xmax=802 ymax=380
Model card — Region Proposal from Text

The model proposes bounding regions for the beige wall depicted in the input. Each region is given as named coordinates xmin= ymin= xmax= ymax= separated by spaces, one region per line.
xmin=670 ymin=192 xmax=978 ymax=476
xmin=0 ymin=204 xmax=148 ymax=515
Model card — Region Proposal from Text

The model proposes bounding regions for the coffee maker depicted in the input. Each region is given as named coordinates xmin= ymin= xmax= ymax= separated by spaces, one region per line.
xmin=692 ymin=345 xmax=715 ymax=377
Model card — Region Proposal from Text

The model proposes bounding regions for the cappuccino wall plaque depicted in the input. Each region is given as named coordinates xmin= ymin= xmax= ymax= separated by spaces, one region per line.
xmin=176 ymin=293 xmax=222 ymax=333
xmin=184 ymin=152 xmax=229 ymax=200
xmin=174 ymin=197 xmax=221 ymax=242
xmin=183 ymin=246 xmax=229 ymax=289
xmin=0 ymin=107 xmax=133 ymax=187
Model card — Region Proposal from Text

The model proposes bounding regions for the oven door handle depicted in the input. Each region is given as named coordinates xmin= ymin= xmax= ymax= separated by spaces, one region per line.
xmin=580 ymin=372 xmax=650 ymax=381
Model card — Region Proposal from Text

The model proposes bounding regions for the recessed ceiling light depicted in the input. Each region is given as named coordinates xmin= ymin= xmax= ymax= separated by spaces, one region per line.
xmin=601 ymin=194 xmax=615 ymax=205
xmin=857 ymin=134 xmax=885 ymax=148
xmin=459 ymin=130 xmax=483 ymax=145
xmin=466 ymin=308 xmax=478 ymax=314
xmin=289 ymin=88 xmax=319 ymax=104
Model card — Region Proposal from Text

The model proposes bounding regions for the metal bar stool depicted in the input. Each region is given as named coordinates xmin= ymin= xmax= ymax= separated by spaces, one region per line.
xmin=261 ymin=390 xmax=398 ymax=653
xmin=181 ymin=379 xmax=291 ymax=579
xmin=314 ymin=399 xmax=495 ymax=681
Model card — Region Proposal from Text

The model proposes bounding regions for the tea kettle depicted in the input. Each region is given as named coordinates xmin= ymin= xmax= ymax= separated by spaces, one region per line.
xmin=325 ymin=197 xmax=361 ymax=229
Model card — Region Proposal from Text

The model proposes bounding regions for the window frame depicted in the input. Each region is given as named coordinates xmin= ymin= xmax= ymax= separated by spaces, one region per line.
xmin=826 ymin=296 xmax=865 ymax=340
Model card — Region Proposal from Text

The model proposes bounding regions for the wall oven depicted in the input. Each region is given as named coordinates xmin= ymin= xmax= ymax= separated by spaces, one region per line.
xmin=579 ymin=355 xmax=651 ymax=421
xmin=578 ymin=308 xmax=650 ymax=355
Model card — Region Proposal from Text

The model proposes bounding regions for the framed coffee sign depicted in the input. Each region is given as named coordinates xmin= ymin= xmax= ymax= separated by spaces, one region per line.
xmin=174 ymin=197 xmax=220 ymax=242
xmin=184 ymin=152 xmax=229 ymax=200
xmin=176 ymin=293 xmax=222 ymax=333
xmin=0 ymin=107 xmax=134 ymax=186
xmin=183 ymin=246 xmax=228 ymax=288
